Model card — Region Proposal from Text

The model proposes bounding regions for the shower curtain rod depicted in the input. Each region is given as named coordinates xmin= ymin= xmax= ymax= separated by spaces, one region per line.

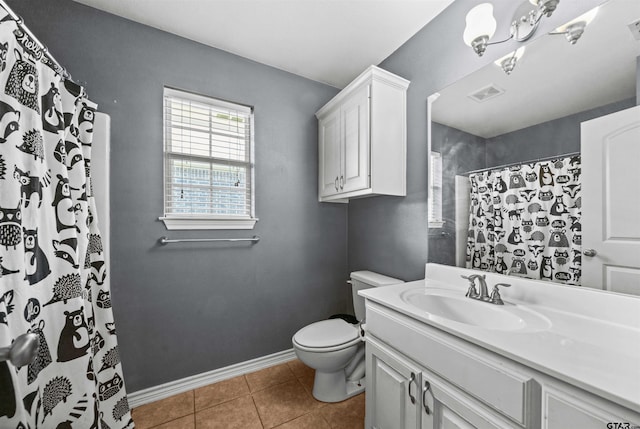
xmin=0 ymin=0 xmax=73 ymax=82
xmin=460 ymin=151 xmax=580 ymax=176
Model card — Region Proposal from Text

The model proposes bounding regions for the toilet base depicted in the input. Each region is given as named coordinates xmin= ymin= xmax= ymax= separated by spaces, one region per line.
xmin=312 ymin=370 xmax=365 ymax=403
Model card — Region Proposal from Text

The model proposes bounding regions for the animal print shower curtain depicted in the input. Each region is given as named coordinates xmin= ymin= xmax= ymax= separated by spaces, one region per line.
xmin=466 ymin=155 xmax=582 ymax=285
xmin=0 ymin=10 xmax=133 ymax=428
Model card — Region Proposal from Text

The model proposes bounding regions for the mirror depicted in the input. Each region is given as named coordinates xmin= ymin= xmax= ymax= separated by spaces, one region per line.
xmin=428 ymin=0 xmax=640 ymax=294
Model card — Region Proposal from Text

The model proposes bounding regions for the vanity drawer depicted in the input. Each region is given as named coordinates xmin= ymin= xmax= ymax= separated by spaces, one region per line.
xmin=366 ymin=302 xmax=540 ymax=428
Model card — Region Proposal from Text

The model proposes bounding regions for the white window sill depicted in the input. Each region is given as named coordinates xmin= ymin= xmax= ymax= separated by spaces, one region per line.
xmin=159 ymin=217 xmax=258 ymax=230
xmin=428 ymin=220 xmax=446 ymax=228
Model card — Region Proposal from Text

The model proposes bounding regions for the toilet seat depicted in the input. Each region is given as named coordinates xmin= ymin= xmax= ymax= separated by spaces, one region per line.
xmin=293 ymin=319 xmax=360 ymax=352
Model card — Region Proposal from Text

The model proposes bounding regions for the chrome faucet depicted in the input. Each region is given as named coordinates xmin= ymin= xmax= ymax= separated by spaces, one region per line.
xmin=461 ymin=274 xmax=510 ymax=305
xmin=461 ymin=274 xmax=489 ymax=301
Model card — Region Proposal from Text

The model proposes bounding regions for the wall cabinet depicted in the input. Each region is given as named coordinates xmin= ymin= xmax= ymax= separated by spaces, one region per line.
xmin=316 ymin=66 xmax=409 ymax=202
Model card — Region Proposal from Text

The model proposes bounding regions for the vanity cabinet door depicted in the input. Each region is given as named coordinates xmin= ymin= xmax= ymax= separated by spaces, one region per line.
xmin=421 ymin=368 xmax=518 ymax=429
xmin=366 ymin=337 xmax=421 ymax=429
xmin=543 ymin=383 xmax=640 ymax=429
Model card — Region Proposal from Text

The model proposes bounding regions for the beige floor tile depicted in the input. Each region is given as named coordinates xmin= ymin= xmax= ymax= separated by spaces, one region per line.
xmin=296 ymin=372 xmax=315 ymax=396
xmin=252 ymin=379 xmax=323 ymax=428
xmin=195 ymin=375 xmax=250 ymax=411
xmin=272 ymin=410 xmax=331 ymax=429
xmin=195 ymin=395 xmax=263 ymax=429
xmin=151 ymin=414 xmax=195 ymax=429
xmin=245 ymin=362 xmax=296 ymax=392
xmin=286 ymin=359 xmax=314 ymax=379
xmin=132 ymin=391 xmax=194 ymax=429
xmin=287 ymin=360 xmax=316 ymax=395
xmin=320 ymin=393 xmax=365 ymax=429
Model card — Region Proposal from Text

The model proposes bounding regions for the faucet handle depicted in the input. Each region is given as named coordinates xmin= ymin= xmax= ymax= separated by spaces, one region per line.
xmin=465 ymin=284 xmax=478 ymax=298
xmin=490 ymin=283 xmax=510 ymax=305
xmin=461 ymin=275 xmax=478 ymax=297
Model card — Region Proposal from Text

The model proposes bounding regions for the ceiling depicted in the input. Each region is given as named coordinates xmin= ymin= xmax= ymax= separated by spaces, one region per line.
xmin=432 ymin=0 xmax=640 ymax=138
xmin=71 ymin=0 xmax=455 ymax=88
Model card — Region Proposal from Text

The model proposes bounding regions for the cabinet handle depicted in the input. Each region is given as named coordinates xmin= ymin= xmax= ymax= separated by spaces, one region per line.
xmin=422 ymin=381 xmax=431 ymax=415
xmin=339 ymin=175 xmax=344 ymax=190
xmin=334 ymin=176 xmax=339 ymax=191
xmin=408 ymin=372 xmax=416 ymax=405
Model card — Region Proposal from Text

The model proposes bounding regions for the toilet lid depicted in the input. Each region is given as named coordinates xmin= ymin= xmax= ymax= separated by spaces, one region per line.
xmin=294 ymin=319 xmax=359 ymax=348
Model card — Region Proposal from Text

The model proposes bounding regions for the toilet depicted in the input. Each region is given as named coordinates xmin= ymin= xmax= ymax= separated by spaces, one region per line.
xmin=292 ymin=271 xmax=403 ymax=402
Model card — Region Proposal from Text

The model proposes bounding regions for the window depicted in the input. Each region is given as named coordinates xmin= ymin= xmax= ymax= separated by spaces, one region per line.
xmin=160 ymin=87 xmax=257 ymax=230
xmin=428 ymin=151 xmax=444 ymax=228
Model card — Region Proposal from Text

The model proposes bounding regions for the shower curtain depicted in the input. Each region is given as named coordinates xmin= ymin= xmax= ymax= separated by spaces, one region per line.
xmin=0 ymin=10 xmax=132 ymax=429
xmin=465 ymin=155 xmax=582 ymax=285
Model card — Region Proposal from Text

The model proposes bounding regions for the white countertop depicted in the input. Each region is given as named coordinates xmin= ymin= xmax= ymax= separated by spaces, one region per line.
xmin=359 ymin=264 xmax=640 ymax=413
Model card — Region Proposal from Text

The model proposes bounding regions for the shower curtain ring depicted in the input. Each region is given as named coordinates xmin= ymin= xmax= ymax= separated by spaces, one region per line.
xmin=16 ymin=15 xmax=23 ymax=25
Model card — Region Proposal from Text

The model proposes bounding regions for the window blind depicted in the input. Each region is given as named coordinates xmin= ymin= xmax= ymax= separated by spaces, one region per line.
xmin=428 ymin=151 xmax=443 ymax=223
xmin=163 ymin=88 xmax=254 ymax=219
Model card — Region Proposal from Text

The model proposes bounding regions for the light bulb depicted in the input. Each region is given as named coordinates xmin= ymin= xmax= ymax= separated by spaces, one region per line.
xmin=463 ymin=3 xmax=497 ymax=47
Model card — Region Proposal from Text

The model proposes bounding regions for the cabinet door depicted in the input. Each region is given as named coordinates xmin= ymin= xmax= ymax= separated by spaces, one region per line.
xmin=341 ymin=83 xmax=370 ymax=193
xmin=543 ymin=384 xmax=639 ymax=429
xmin=318 ymin=107 xmax=341 ymax=198
xmin=367 ymin=337 xmax=421 ymax=429
xmin=421 ymin=369 xmax=515 ymax=429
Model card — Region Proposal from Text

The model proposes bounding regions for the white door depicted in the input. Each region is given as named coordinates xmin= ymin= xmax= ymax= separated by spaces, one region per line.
xmin=581 ymin=105 xmax=640 ymax=294
xmin=318 ymin=108 xmax=341 ymax=198
xmin=341 ymin=83 xmax=370 ymax=194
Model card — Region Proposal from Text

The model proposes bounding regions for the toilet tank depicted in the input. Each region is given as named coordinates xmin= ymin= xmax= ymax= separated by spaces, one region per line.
xmin=350 ymin=271 xmax=403 ymax=321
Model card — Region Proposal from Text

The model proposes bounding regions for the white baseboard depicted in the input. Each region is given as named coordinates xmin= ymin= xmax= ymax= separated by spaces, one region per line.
xmin=127 ymin=348 xmax=297 ymax=408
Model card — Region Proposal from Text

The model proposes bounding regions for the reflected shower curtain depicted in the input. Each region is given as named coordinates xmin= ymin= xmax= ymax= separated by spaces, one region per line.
xmin=0 ymin=10 xmax=133 ymax=428
xmin=465 ymin=155 xmax=582 ymax=285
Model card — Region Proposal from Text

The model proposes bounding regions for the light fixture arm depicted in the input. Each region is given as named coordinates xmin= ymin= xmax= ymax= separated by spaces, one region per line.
xmin=466 ymin=0 xmax=561 ymax=58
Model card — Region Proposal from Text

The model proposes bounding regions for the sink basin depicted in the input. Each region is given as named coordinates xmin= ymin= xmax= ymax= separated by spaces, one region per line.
xmin=400 ymin=288 xmax=551 ymax=332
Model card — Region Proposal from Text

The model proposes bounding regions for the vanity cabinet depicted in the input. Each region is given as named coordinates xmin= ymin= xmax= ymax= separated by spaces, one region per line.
xmin=364 ymin=298 xmax=640 ymax=429
xmin=365 ymin=301 xmax=541 ymax=429
xmin=316 ymin=65 xmax=409 ymax=202
xmin=367 ymin=335 xmax=526 ymax=429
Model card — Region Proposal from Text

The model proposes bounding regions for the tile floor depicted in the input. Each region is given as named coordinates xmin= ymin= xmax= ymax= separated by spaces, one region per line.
xmin=131 ymin=360 xmax=365 ymax=429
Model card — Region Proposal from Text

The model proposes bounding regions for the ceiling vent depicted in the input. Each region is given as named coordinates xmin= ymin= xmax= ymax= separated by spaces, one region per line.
xmin=467 ymin=84 xmax=505 ymax=103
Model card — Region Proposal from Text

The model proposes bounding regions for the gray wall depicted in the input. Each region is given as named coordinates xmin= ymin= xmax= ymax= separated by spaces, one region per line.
xmin=7 ymin=0 xmax=346 ymax=392
xmin=348 ymin=0 xmax=605 ymax=281
xmin=486 ymin=98 xmax=636 ymax=166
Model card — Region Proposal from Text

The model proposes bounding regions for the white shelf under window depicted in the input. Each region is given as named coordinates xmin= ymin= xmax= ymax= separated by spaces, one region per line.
xmin=159 ymin=216 xmax=258 ymax=230
xmin=428 ymin=220 xmax=446 ymax=228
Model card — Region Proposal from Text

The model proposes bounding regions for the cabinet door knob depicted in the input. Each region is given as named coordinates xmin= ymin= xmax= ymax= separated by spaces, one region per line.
xmin=583 ymin=249 xmax=597 ymax=257
xmin=422 ymin=381 xmax=432 ymax=415
xmin=408 ymin=372 xmax=416 ymax=405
